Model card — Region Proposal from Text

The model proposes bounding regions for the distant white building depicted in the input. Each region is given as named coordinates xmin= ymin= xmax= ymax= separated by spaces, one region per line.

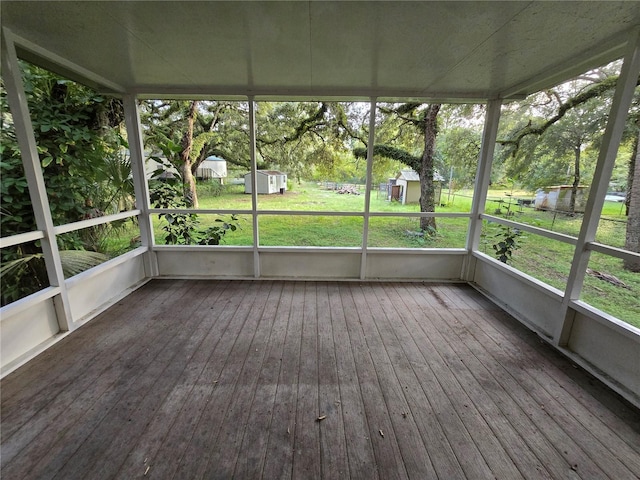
xmin=244 ymin=170 xmax=287 ymax=194
xmin=393 ymin=169 xmax=444 ymax=205
xmin=534 ymin=185 xmax=589 ymax=212
xmin=196 ymin=156 xmax=227 ymax=182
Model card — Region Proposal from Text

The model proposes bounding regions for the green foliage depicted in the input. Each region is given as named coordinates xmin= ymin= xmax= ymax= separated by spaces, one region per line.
xmin=197 ymin=216 xmax=239 ymax=245
xmin=0 ymin=246 xmax=109 ymax=305
xmin=197 ymin=180 xmax=225 ymax=198
xmin=354 ymin=144 xmax=421 ymax=172
xmin=0 ymin=159 xmax=32 ymax=235
xmin=0 ymin=247 xmax=48 ymax=305
xmin=149 ymin=180 xmax=240 ymax=245
xmin=436 ymin=126 xmax=481 ymax=189
xmin=491 ymin=224 xmax=523 ymax=264
xmin=142 ymin=100 xmax=250 ymax=169
xmin=495 ymin=66 xmax=628 ymax=191
xmin=499 ymin=74 xmax=622 ymax=156
xmin=1 ymin=63 xmax=131 ymax=304
xmin=58 ymin=250 xmax=109 ymax=277
xmin=2 ymin=63 xmax=129 ymax=230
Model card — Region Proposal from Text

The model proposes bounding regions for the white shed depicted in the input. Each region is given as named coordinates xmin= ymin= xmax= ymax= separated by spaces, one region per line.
xmin=534 ymin=185 xmax=589 ymax=212
xmin=394 ymin=169 xmax=444 ymax=205
xmin=196 ymin=155 xmax=227 ymax=182
xmin=244 ymin=170 xmax=287 ymax=194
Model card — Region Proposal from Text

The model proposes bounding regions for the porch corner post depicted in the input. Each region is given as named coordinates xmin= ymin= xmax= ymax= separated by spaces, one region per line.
xmin=123 ymin=95 xmax=158 ymax=277
xmin=248 ymin=97 xmax=260 ymax=278
xmin=1 ymin=27 xmax=74 ymax=330
xmin=463 ymin=98 xmax=502 ymax=281
xmin=555 ymin=27 xmax=640 ymax=346
xmin=360 ymin=97 xmax=377 ymax=280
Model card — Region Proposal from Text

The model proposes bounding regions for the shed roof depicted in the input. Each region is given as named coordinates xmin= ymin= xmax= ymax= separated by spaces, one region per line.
xmin=204 ymin=156 xmax=226 ymax=162
xmin=397 ymin=169 xmax=445 ymax=182
xmin=2 ymin=1 xmax=638 ymax=101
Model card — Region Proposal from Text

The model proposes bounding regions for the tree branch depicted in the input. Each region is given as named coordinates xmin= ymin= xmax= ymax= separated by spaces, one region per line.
xmin=258 ymin=102 xmax=329 ymax=146
xmin=353 ymin=144 xmax=421 ymax=171
xmin=499 ymin=75 xmax=635 ymax=155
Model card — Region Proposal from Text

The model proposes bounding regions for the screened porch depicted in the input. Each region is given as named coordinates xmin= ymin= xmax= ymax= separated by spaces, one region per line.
xmin=1 ymin=2 xmax=640 ymax=478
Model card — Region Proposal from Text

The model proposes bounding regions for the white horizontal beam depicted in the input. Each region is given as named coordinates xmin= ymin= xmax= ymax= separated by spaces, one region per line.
xmin=568 ymin=299 xmax=640 ymax=342
xmin=149 ymin=208 xmax=470 ymax=218
xmin=0 ymin=230 xmax=45 ymax=249
xmin=587 ymin=242 xmax=640 ymax=263
xmin=481 ymin=214 xmax=578 ymax=245
xmin=53 ymin=210 xmax=140 ymax=235
xmin=148 ymin=208 xmax=252 ymax=215
xmin=0 ymin=286 xmax=60 ymax=320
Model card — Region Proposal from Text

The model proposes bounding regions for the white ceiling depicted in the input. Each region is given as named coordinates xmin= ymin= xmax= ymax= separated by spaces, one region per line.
xmin=2 ymin=1 xmax=639 ymax=101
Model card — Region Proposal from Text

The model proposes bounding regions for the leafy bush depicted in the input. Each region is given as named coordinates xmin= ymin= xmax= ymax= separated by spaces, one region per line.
xmin=492 ymin=224 xmax=522 ymax=264
xmin=1 ymin=63 xmax=129 ymax=304
xmin=150 ymin=180 xmax=239 ymax=245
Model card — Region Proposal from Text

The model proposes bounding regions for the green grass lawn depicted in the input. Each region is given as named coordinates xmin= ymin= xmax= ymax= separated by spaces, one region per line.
xmin=106 ymin=181 xmax=638 ymax=328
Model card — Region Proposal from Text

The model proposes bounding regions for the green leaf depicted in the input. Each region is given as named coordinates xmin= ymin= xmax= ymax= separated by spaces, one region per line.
xmin=58 ymin=250 xmax=109 ymax=277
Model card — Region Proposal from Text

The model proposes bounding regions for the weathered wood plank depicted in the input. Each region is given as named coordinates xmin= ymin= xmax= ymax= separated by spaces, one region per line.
xmin=316 ymin=282 xmax=350 ymax=480
xmin=388 ymin=283 xmax=508 ymax=479
xmin=352 ymin=283 xmax=437 ymax=479
xmin=45 ymin=280 xmax=220 ymax=480
xmin=340 ymin=283 xmax=408 ymax=480
xmin=261 ymin=281 xmax=306 ymax=480
xmin=232 ymin=281 xmax=293 ymax=479
xmin=105 ymin=280 xmax=242 ymax=479
xmin=2 ymin=280 xmax=639 ymax=480
xmin=196 ymin=281 xmax=278 ymax=479
xmin=174 ymin=281 xmax=274 ymax=480
xmin=0 ymin=279 xmax=172 ymax=438
xmin=327 ymin=282 xmax=379 ymax=480
xmin=0 ymin=280 xmax=165 ymax=403
xmin=410 ymin=284 xmax=609 ymax=479
xmin=452 ymin=285 xmax=640 ymax=475
xmin=83 ymin=280 xmax=234 ymax=479
xmin=398 ymin=283 xmax=554 ymax=479
xmin=453 ymin=301 xmax=640 ymax=478
xmin=367 ymin=283 xmax=468 ymax=479
xmin=112 ymin=280 xmax=253 ymax=478
xmin=1 ymin=280 xmax=202 ymax=478
xmin=291 ymin=282 xmax=322 ymax=479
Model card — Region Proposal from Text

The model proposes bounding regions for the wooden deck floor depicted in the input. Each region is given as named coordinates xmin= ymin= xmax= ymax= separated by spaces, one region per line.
xmin=2 ymin=280 xmax=639 ymax=480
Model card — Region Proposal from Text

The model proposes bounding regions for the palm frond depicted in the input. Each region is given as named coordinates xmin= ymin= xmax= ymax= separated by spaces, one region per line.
xmin=58 ymin=250 xmax=110 ymax=277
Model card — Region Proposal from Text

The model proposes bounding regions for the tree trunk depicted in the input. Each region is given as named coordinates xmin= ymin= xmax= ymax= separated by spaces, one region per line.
xmin=625 ymin=122 xmax=638 ymax=217
xmin=181 ymin=101 xmax=199 ymax=208
xmin=624 ymin=127 xmax=640 ymax=271
xmin=418 ymin=104 xmax=441 ymax=232
xmin=569 ymin=146 xmax=580 ymax=213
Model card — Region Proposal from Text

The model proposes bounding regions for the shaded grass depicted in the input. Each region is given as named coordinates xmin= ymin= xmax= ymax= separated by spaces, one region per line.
xmin=259 ymin=215 xmax=363 ymax=246
xmin=582 ymin=252 xmax=640 ymax=327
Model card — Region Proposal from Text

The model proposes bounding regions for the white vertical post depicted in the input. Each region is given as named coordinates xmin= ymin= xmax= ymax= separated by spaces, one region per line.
xmin=555 ymin=28 xmax=640 ymax=345
xmin=248 ymin=97 xmax=260 ymax=278
xmin=1 ymin=27 xmax=73 ymax=330
xmin=463 ymin=98 xmax=502 ymax=280
xmin=123 ymin=94 xmax=158 ymax=277
xmin=360 ymin=98 xmax=377 ymax=280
